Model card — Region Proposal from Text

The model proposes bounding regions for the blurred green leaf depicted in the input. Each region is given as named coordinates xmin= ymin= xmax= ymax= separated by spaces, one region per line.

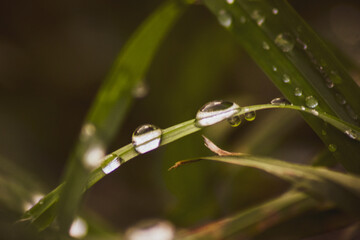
xmin=172 ymin=155 xmax=360 ymax=215
xmin=203 ymin=0 xmax=360 ymax=172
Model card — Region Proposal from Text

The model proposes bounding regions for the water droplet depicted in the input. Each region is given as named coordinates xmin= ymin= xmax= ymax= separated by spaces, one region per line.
xmin=218 ymin=10 xmax=232 ymax=28
xmin=251 ymin=10 xmax=265 ymax=26
xmin=69 ymin=217 xmax=88 ymax=239
xmin=125 ymin=220 xmax=175 ymax=240
xmin=335 ymin=92 xmax=346 ymax=105
xmin=345 ymin=104 xmax=359 ymax=120
xmin=282 ymin=74 xmax=291 ymax=83
xmin=300 ymin=106 xmax=306 ymax=111
xmin=275 ymin=33 xmax=295 ymax=52
xmin=271 ymin=97 xmax=290 ymax=105
xmin=83 ymin=143 xmax=105 ymax=170
xmin=133 ymin=82 xmax=149 ymax=98
xmin=345 ymin=129 xmax=357 ymax=140
xmin=102 ymin=155 xmax=123 ymax=174
xmin=321 ymin=129 xmax=327 ymax=136
xmin=23 ymin=193 xmax=44 ymax=212
xmin=296 ymin=38 xmax=308 ymax=50
xmin=132 ymin=124 xmax=162 ymax=154
xmin=325 ymin=79 xmax=334 ymax=88
xmin=227 ymin=114 xmax=243 ymax=127
xmin=294 ymin=88 xmax=302 ymax=96
xmin=311 ymin=109 xmax=319 ymax=116
xmin=244 ymin=111 xmax=256 ymax=121
xmin=262 ymin=41 xmax=270 ymax=50
xmin=272 ymin=8 xmax=279 ymax=15
xmin=328 ymin=144 xmax=337 ymax=152
xmin=226 ymin=0 xmax=235 ymax=4
xmin=305 ymin=96 xmax=318 ymax=109
xmin=272 ymin=66 xmax=277 ymax=72
xmin=196 ymin=100 xmax=240 ymax=127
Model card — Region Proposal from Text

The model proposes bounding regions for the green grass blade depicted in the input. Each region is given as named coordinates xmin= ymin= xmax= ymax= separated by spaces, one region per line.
xmin=176 ymin=191 xmax=318 ymax=240
xmin=203 ymin=0 xmax=360 ymax=172
xmin=22 ymin=101 xmax=359 ymax=229
xmin=172 ymin=155 xmax=360 ymax=215
xmin=54 ymin=0 xmax=187 ymax=233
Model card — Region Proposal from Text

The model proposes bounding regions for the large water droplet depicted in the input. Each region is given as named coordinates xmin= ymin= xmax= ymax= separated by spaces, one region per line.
xmin=275 ymin=33 xmax=295 ymax=52
xmin=328 ymin=144 xmax=337 ymax=152
xmin=262 ymin=41 xmax=270 ymax=50
xmin=251 ymin=10 xmax=265 ymax=26
xmin=305 ymin=96 xmax=318 ymax=108
xmin=244 ymin=111 xmax=256 ymax=121
xmin=282 ymin=74 xmax=291 ymax=83
xmin=294 ymin=88 xmax=302 ymax=96
xmin=345 ymin=129 xmax=357 ymax=140
xmin=132 ymin=124 xmax=162 ymax=154
xmin=227 ymin=114 xmax=244 ymax=127
xmin=271 ymin=97 xmax=290 ymax=105
xmin=102 ymin=154 xmax=122 ymax=174
xmin=218 ymin=10 xmax=232 ymax=28
xmin=196 ymin=100 xmax=240 ymax=127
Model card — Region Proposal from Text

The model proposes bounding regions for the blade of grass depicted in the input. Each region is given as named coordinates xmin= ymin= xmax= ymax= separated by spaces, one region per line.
xmin=22 ymin=101 xmax=359 ymax=229
xmin=203 ymin=0 xmax=360 ymax=172
xmin=56 ymin=0 xmax=187 ymax=233
xmin=176 ymin=190 xmax=320 ymax=240
xmin=171 ymin=155 xmax=360 ymax=215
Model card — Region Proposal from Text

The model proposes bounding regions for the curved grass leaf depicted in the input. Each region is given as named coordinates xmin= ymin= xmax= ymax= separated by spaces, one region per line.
xmin=203 ymin=0 xmax=360 ymax=172
xmin=171 ymin=155 xmax=360 ymax=215
xmin=176 ymin=191 xmax=319 ymax=240
xmin=22 ymin=102 xmax=358 ymax=230
xmin=47 ymin=0 xmax=187 ymax=232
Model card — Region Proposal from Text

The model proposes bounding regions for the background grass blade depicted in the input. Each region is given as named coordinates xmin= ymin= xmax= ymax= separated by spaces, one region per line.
xmin=176 ymin=191 xmax=319 ymax=240
xmin=203 ymin=0 xmax=360 ymax=172
xmin=171 ymin=155 xmax=360 ymax=215
xmin=55 ymin=0 xmax=187 ymax=233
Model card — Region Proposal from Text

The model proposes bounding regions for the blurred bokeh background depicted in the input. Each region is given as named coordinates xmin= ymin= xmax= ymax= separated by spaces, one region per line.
xmin=0 ymin=0 xmax=359 ymax=238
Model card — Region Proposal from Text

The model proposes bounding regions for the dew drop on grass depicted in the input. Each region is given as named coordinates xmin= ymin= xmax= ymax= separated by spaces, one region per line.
xmin=81 ymin=123 xmax=96 ymax=139
xmin=311 ymin=109 xmax=319 ymax=116
xmin=132 ymin=124 xmax=162 ymax=154
xmin=133 ymin=82 xmax=149 ymax=98
xmin=262 ymin=41 xmax=270 ymax=50
xmin=301 ymin=106 xmax=306 ymax=111
xmin=272 ymin=66 xmax=277 ymax=72
xmin=227 ymin=114 xmax=243 ymax=127
xmin=218 ymin=10 xmax=232 ymax=28
xmin=271 ymin=97 xmax=290 ymax=105
xmin=328 ymin=144 xmax=337 ymax=152
xmin=272 ymin=8 xmax=279 ymax=15
xmin=282 ymin=74 xmax=291 ymax=83
xmin=251 ymin=10 xmax=265 ymax=26
xmin=244 ymin=111 xmax=256 ymax=121
xmin=125 ymin=220 xmax=175 ymax=240
xmin=196 ymin=100 xmax=240 ymax=127
xmin=294 ymin=88 xmax=302 ymax=96
xmin=335 ymin=92 xmax=346 ymax=105
xmin=305 ymin=96 xmax=318 ymax=108
xmin=102 ymin=154 xmax=122 ymax=174
xmin=275 ymin=33 xmax=295 ymax=52
xmin=226 ymin=0 xmax=235 ymax=4
xmin=345 ymin=129 xmax=357 ymax=140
